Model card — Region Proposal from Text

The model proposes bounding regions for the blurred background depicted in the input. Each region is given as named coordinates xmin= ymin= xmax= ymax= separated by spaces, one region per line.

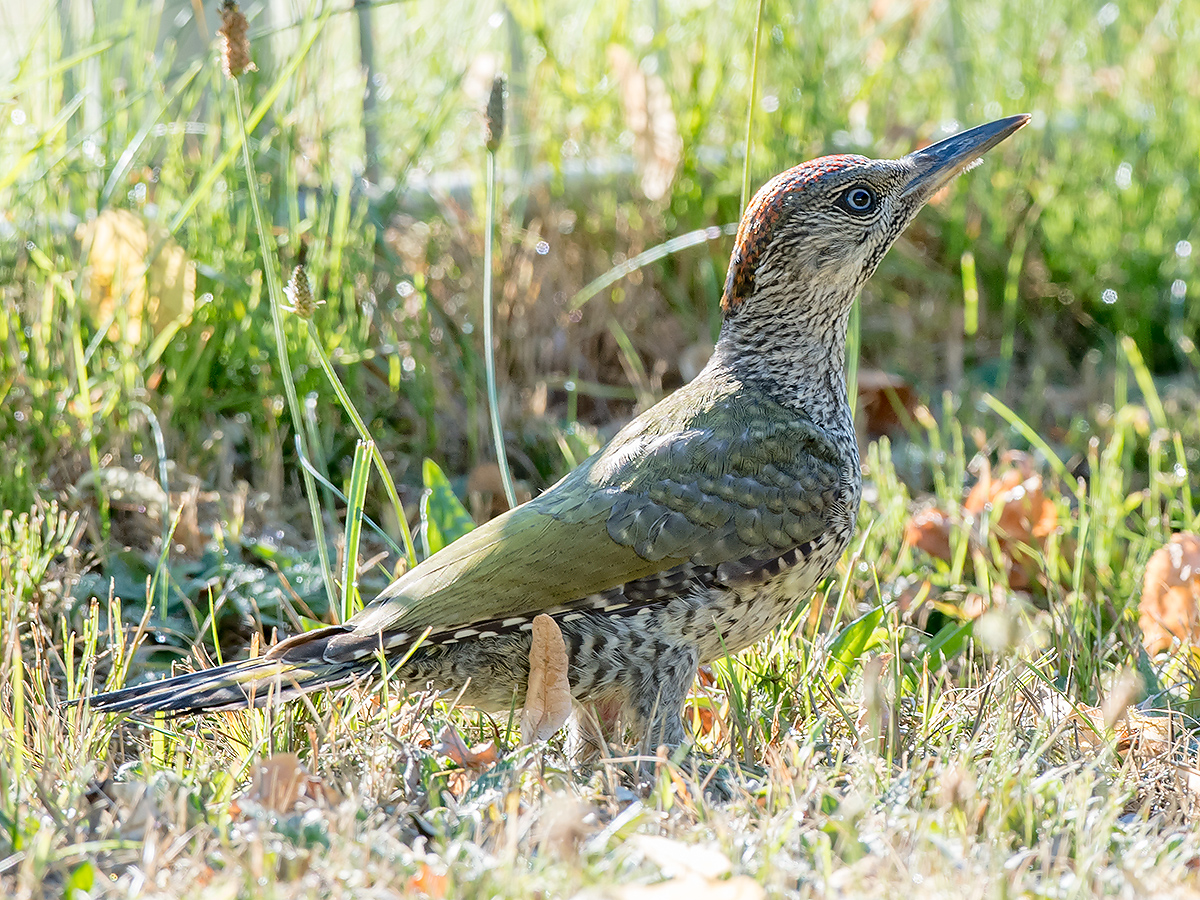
xmin=1 ymin=0 xmax=1197 ymax=646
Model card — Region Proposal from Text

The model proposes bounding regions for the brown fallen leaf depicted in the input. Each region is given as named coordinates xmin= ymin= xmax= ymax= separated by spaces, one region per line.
xmin=904 ymin=507 xmax=953 ymax=563
xmin=536 ymin=794 xmax=597 ymax=859
xmin=686 ymin=700 xmax=717 ymax=738
xmin=1063 ymin=700 xmax=1200 ymax=812
xmin=1115 ymin=708 xmax=1180 ymax=758
xmin=433 ymin=724 xmax=499 ymax=770
xmin=1139 ymin=532 xmax=1200 ymax=654
xmin=434 ymin=724 xmax=499 ymax=799
xmin=904 ymin=452 xmax=1059 ymax=593
xmin=232 ymin=752 xmax=340 ymax=818
xmin=856 ymin=369 xmax=917 ymax=438
xmin=522 ymin=613 xmax=573 ymax=742
xmin=965 ymin=454 xmax=1058 ymax=590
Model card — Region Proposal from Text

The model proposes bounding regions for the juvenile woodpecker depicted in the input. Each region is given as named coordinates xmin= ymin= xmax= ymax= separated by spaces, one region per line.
xmin=87 ymin=115 xmax=1029 ymax=757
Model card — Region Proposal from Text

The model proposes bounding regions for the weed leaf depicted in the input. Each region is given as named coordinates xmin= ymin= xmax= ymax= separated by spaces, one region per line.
xmin=420 ymin=459 xmax=475 ymax=557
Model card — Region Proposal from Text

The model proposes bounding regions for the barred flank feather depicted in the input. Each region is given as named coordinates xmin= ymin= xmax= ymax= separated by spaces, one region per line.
xmin=85 ymin=625 xmax=366 ymax=716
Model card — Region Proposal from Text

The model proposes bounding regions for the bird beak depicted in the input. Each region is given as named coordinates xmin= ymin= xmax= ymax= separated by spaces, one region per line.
xmin=900 ymin=114 xmax=1030 ymax=201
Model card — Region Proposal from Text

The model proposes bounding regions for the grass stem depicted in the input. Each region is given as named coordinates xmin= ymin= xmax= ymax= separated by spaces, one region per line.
xmin=483 ymin=148 xmax=518 ymax=509
xmin=739 ymin=0 xmax=767 ymax=213
xmin=304 ymin=320 xmax=418 ymax=568
xmin=231 ymin=80 xmax=337 ymax=616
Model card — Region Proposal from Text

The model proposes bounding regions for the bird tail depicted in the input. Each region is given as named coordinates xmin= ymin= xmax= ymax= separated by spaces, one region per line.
xmin=84 ymin=625 xmax=366 ymax=716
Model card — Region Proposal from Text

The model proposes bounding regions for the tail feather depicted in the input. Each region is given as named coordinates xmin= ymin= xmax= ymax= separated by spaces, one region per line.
xmin=85 ymin=625 xmax=369 ymax=716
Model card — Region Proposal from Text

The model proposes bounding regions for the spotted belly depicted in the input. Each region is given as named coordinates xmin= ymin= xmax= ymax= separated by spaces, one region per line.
xmin=690 ymin=530 xmax=850 ymax=661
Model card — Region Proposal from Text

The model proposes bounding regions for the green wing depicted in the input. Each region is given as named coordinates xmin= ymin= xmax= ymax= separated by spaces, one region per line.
xmin=331 ymin=374 xmax=847 ymax=655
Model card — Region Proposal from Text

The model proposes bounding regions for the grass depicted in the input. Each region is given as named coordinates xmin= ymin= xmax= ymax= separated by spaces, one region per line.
xmin=2 ymin=0 xmax=1200 ymax=896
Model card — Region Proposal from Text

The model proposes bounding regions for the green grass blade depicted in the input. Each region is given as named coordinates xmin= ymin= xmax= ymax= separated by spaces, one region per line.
xmin=341 ymin=440 xmax=373 ymax=622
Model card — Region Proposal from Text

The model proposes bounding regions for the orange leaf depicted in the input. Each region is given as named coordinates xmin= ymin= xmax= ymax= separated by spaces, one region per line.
xmin=904 ymin=507 xmax=953 ymax=562
xmin=407 ymin=863 xmax=448 ymax=898
xmin=236 ymin=752 xmax=339 ymax=816
xmin=686 ymin=701 xmax=716 ymax=737
xmin=856 ymin=369 xmax=917 ymax=438
xmin=443 ymin=768 xmax=473 ymax=799
xmin=1139 ymin=533 xmax=1200 ymax=654
xmin=434 ymin=724 xmax=499 ymax=770
xmin=521 ymin=614 xmax=573 ymax=742
xmin=909 ymin=452 xmax=1059 ymax=591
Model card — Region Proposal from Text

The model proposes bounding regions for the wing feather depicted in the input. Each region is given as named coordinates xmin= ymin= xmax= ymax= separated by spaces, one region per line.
xmin=326 ymin=375 xmax=849 ymax=660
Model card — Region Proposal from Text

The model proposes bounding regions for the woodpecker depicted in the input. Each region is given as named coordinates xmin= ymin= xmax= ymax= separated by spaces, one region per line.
xmin=87 ymin=115 xmax=1029 ymax=758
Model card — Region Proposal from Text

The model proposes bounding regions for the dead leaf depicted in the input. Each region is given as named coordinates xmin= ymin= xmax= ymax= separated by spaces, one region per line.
xmin=686 ymin=700 xmax=717 ymax=737
xmin=392 ymin=696 xmax=436 ymax=747
xmin=433 ymin=724 xmax=499 ymax=769
xmin=966 ymin=454 xmax=1058 ymax=590
xmin=467 ymin=462 xmax=531 ymax=521
xmin=1139 ymin=532 xmax=1200 ymax=654
xmin=536 ymin=795 xmax=597 ymax=859
xmin=443 ymin=768 xmax=473 ymax=799
xmin=407 ymin=863 xmax=449 ymax=898
xmin=1115 ymin=708 xmax=1179 ymax=758
xmin=1067 ymin=700 xmax=1188 ymax=763
xmin=961 ymin=592 xmax=988 ymax=621
xmin=904 ymin=453 xmax=1058 ymax=592
xmin=607 ymin=45 xmax=682 ymax=201
xmin=233 ymin=752 xmax=339 ymax=817
xmin=1116 ymin=709 xmax=1200 ymax=807
xmin=80 ymin=208 xmax=196 ymax=345
xmin=856 ymin=369 xmax=917 ymax=438
xmin=632 ymin=835 xmax=732 ymax=880
xmin=522 ymin=613 xmax=572 ymax=742
xmin=1066 ymin=700 xmax=1200 ymax=813
xmin=904 ymin=507 xmax=953 ymax=563
xmin=616 ymin=874 xmax=765 ymax=900
xmin=432 ymin=724 xmax=499 ymax=798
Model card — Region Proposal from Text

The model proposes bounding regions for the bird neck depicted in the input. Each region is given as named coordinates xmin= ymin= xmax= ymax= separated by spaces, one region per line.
xmin=707 ymin=285 xmax=857 ymax=449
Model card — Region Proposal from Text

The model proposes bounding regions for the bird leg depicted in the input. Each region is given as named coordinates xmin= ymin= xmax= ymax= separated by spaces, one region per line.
xmin=565 ymin=640 xmax=699 ymax=771
xmin=628 ymin=642 xmax=699 ymax=758
xmin=565 ymin=696 xmax=623 ymax=765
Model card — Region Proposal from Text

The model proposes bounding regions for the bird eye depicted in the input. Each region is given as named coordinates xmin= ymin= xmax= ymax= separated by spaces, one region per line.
xmin=840 ymin=185 xmax=877 ymax=214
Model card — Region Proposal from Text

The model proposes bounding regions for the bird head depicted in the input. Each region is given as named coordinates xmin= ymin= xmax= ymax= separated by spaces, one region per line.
xmin=721 ymin=115 xmax=1030 ymax=319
